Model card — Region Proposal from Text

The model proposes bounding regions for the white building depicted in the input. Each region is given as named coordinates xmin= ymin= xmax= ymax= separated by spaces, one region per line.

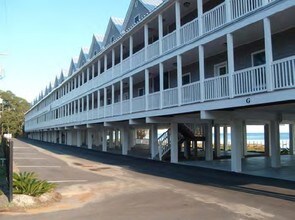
xmin=25 ymin=0 xmax=295 ymax=173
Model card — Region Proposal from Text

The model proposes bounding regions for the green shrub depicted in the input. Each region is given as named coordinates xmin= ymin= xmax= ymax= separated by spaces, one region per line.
xmin=0 ymin=189 xmax=3 ymax=195
xmin=13 ymin=172 xmax=56 ymax=197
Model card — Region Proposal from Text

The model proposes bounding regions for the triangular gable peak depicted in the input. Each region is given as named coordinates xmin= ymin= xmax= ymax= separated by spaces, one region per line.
xmin=122 ymin=0 xmax=163 ymax=31
xmin=89 ymin=34 xmax=104 ymax=59
xmin=68 ymin=57 xmax=78 ymax=76
xmin=103 ymin=17 xmax=124 ymax=47
xmin=77 ymin=47 xmax=89 ymax=68
xmin=59 ymin=70 xmax=66 ymax=84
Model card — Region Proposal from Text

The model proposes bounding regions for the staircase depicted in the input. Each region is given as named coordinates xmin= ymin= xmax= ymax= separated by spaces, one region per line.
xmin=155 ymin=123 xmax=205 ymax=161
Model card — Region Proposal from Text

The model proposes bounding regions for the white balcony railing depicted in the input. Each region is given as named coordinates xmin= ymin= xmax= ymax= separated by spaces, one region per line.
xmin=163 ymin=87 xmax=178 ymax=108
xmin=99 ymin=106 xmax=104 ymax=118
xmin=273 ymin=56 xmax=295 ymax=90
xmin=233 ymin=65 xmax=266 ymax=96
xmin=202 ymin=2 xmax=226 ymax=34
xmin=132 ymin=96 xmax=146 ymax=113
xmin=113 ymin=63 xmax=122 ymax=78
xmin=132 ymin=49 xmax=145 ymax=69
xmin=204 ymin=75 xmax=229 ymax=100
xmin=147 ymin=41 xmax=160 ymax=60
xmin=122 ymin=100 xmax=130 ymax=115
xmin=231 ymin=0 xmax=263 ymax=20
xmin=104 ymin=105 xmax=112 ymax=117
xmin=162 ymin=31 xmax=177 ymax=53
xmin=122 ymin=57 xmax=131 ymax=73
xmin=113 ymin=102 xmax=121 ymax=116
xmin=180 ymin=18 xmax=199 ymax=45
xmin=148 ymin=92 xmax=160 ymax=110
xmin=181 ymin=81 xmax=201 ymax=104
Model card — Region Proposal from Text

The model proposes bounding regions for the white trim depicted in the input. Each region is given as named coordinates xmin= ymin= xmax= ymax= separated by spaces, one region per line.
xmin=251 ymin=49 xmax=265 ymax=67
xmin=214 ymin=61 xmax=228 ymax=76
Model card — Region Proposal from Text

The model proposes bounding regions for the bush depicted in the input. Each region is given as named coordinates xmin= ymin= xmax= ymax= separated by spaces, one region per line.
xmin=13 ymin=172 xmax=56 ymax=197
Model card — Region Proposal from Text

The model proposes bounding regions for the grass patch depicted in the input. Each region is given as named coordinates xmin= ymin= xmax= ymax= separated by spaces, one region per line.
xmin=13 ymin=172 xmax=56 ymax=197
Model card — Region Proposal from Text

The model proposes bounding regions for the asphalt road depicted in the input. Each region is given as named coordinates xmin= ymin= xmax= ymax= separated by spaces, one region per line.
xmin=1 ymin=138 xmax=294 ymax=220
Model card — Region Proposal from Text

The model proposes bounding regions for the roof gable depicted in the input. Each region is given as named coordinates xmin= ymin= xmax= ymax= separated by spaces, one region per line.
xmin=122 ymin=0 xmax=163 ymax=31
xmin=77 ymin=47 xmax=89 ymax=68
xmin=103 ymin=17 xmax=124 ymax=47
xmin=68 ymin=57 xmax=78 ymax=76
xmin=89 ymin=34 xmax=104 ymax=59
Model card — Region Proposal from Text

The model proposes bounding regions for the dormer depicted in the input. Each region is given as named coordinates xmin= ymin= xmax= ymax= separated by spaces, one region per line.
xmin=122 ymin=0 xmax=163 ymax=31
xmin=89 ymin=34 xmax=104 ymax=59
xmin=103 ymin=17 xmax=124 ymax=47
xmin=77 ymin=47 xmax=89 ymax=68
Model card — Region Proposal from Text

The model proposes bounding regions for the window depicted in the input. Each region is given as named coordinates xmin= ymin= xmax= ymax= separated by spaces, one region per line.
xmin=138 ymin=88 xmax=144 ymax=96
xmin=123 ymin=92 xmax=129 ymax=100
xmin=134 ymin=15 xmax=140 ymax=24
xmin=214 ymin=62 xmax=228 ymax=76
xmin=182 ymin=73 xmax=191 ymax=85
xmin=251 ymin=50 xmax=265 ymax=67
xmin=111 ymin=36 xmax=115 ymax=43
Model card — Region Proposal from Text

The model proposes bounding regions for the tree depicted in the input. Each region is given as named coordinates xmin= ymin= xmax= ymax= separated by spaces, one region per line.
xmin=0 ymin=90 xmax=30 ymax=137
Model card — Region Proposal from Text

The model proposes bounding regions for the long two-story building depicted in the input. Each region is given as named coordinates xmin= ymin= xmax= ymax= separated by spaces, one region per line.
xmin=25 ymin=0 xmax=295 ymax=173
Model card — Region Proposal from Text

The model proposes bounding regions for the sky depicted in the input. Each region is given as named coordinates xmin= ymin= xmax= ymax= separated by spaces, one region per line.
xmin=0 ymin=0 xmax=130 ymax=103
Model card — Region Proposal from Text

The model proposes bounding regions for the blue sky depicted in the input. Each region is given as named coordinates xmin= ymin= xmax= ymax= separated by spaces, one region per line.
xmin=0 ymin=0 xmax=130 ymax=103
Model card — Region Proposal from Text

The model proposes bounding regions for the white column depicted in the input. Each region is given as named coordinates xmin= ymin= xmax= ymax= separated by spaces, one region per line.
xmin=115 ymin=129 xmax=119 ymax=147
xmin=98 ymin=60 xmax=101 ymax=75
xmin=264 ymin=17 xmax=274 ymax=92
xmin=77 ymin=130 xmax=82 ymax=147
xmin=59 ymin=131 xmax=62 ymax=144
xmin=199 ymin=45 xmax=205 ymax=102
xmin=269 ymin=120 xmax=280 ymax=168
xmin=67 ymin=130 xmax=72 ymax=146
xmin=227 ymin=33 xmax=235 ymax=98
xmin=92 ymin=64 xmax=95 ymax=78
xmin=214 ymin=124 xmax=221 ymax=158
xmin=158 ymin=14 xmax=163 ymax=55
xmin=145 ymin=69 xmax=149 ymax=111
xmin=97 ymin=90 xmax=101 ymax=109
xmin=159 ymin=62 xmax=164 ymax=109
xmin=104 ymin=87 xmax=107 ymax=116
xmin=170 ymin=123 xmax=178 ymax=163
xmin=87 ymin=67 xmax=90 ymax=81
xmin=150 ymin=124 xmax=158 ymax=159
xmin=129 ymin=76 xmax=133 ymax=113
xmin=231 ymin=120 xmax=242 ymax=172
xmin=87 ymin=129 xmax=92 ymax=149
xmin=205 ymin=123 xmax=213 ymax=161
xmin=120 ymin=80 xmax=123 ymax=114
xmin=104 ymin=54 xmax=107 ymax=72
xmin=129 ymin=36 xmax=133 ymax=66
xmin=122 ymin=127 xmax=129 ymax=155
xmin=242 ymin=121 xmax=247 ymax=158
xmin=109 ymin=129 xmax=114 ymax=149
xmin=224 ymin=126 xmax=228 ymax=151
xmin=112 ymin=49 xmax=115 ymax=68
xmin=82 ymin=71 xmax=85 ymax=84
xmin=197 ymin=0 xmax=203 ymax=36
xmin=264 ymin=124 xmax=270 ymax=156
xmin=177 ymin=55 xmax=182 ymax=106
xmin=120 ymin=43 xmax=123 ymax=73
xmin=225 ymin=0 xmax=232 ymax=22
xmin=175 ymin=0 xmax=181 ymax=46
xmin=112 ymin=84 xmax=115 ymax=116
xmin=86 ymin=94 xmax=89 ymax=111
xmin=144 ymin=24 xmax=149 ymax=61
xmin=289 ymin=124 xmax=294 ymax=155
xmin=102 ymin=128 xmax=107 ymax=152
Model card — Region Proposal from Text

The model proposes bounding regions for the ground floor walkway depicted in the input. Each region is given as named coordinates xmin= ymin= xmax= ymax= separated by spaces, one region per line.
xmin=180 ymin=155 xmax=295 ymax=182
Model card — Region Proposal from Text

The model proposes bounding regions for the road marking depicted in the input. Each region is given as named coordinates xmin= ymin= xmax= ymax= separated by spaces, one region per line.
xmin=17 ymin=166 xmax=61 ymax=168
xmin=48 ymin=180 xmax=88 ymax=183
xmin=14 ymin=158 xmax=46 ymax=160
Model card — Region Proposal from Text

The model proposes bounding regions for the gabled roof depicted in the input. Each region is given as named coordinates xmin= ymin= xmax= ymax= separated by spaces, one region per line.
xmin=77 ymin=47 xmax=89 ymax=68
xmin=68 ymin=57 xmax=78 ymax=76
xmin=89 ymin=34 xmax=104 ymax=59
xmin=103 ymin=17 xmax=124 ymax=46
xmin=122 ymin=0 xmax=163 ymax=31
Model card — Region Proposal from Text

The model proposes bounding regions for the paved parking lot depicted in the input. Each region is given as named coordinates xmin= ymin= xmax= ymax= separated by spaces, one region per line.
xmin=1 ymin=138 xmax=294 ymax=220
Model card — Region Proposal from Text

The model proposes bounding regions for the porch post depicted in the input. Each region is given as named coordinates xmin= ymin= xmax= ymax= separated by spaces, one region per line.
xmin=269 ymin=120 xmax=280 ymax=167
xmin=67 ymin=130 xmax=72 ymax=146
xmin=231 ymin=120 xmax=242 ymax=172
xmin=104 ymin=54 xmax=107 ymax=72
xmin=159 ymin=62 xmax=164 ymax=109
xmin=77 ymin=129 xmax=82 ymax=147
xmin=87 ymin=129 xmax=92 ymax=149
xmin=150 ymin=124 xmax=158 ymax=159
xmin=205 ymin=123 xmax=213 ymax=161
xmin=120 ymin=80 xmax=123 ymax=115
xmin=104 ymin=87 xmax=107 ymax=117
xmin=177 ymin=55 xmax=182 ymax=106
xmin=112 ymin=84 xmax=115 ymax=116
xmin=227 ymin=33 xmax=235 ymax=98
xmin=158 ymin=14 xmax=163 ymax=55
xmin=264 ymin=124 xmax=270 ymax=156
xmin=98 ymin=59 xmax=101 ymax=75
xmin=197 ymin=0 xmax=203 ymax=36
xmin=263 ymin=17 xmax=274 ymax=92
xmin=102 ymin=128 xmax=107 ymax=152
xmin=199 ymin=45 xmax=205 ymax=102
xmin=175 ymin=0 xmax=181 ymax=46
xmin=289 ymin=124 xmax=295 ymax=155
xmin=120 ymin=43 xmax=123 ymax=73
xmin=122 ymin=127 xmax=129 ymax=155
xmin=171 ymin=122 xmax=178 ymax=163
xmin=214 ymin=124 xmax=221 ymax=158
xmin=129 ymin=36 xmax=133 ymax=66
xmin=225 ymin=0 xmax=232 ymax=22
xmin=144 ymin=24 xmax=149 ymax=61
xmin=129 ymin=76 xmax=133 ymax=113
xmin=145 ymin=69 xmax=149 ymax=111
